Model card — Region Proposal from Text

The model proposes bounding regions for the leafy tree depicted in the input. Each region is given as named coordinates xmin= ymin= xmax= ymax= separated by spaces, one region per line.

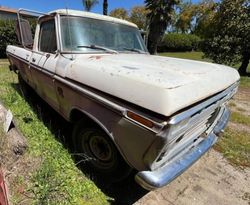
xmin=103 ymin=0 xmax=108 ymax=15
xmin=109 ymin=8 xmax=129 ymax=20
xmin=175 ymin=2 xmax=197 ymax=33
xmin=82 ymin=0 xmax=99 ymax=12
xmin=174 ymin=0 xmax=216 ymax=35
xmin=202 ymin=0 xmax=250 ymax=76
xmin=193 ymin=0 xmax=217 ymax=37
xmin=145 ymin=0 xmax=180 ymax=54
xmin=0 ymin=20 xmax=18 ymax=58
xmin=129 ymin=6 xmax=149 ymax=30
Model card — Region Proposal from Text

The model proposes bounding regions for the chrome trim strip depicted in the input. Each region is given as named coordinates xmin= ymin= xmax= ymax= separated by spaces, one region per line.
xmin=6 ymin=52 xmax=29 ymax=63
xmin=213 ymin=107 xmax=230 ymax=135
xmin=53 ymin=75 xmax=126 ymax=113
xmin=135 ymin=108 xmax=230 ymax=190
xmin=169 ymin=82 xmax=238 ymax=125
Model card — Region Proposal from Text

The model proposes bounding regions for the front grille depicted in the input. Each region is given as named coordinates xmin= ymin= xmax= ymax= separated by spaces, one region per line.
xmin=151 ymin=103 xmax=225 ymax=170
xmin=159 ymin=106 xmax=221 ymax=163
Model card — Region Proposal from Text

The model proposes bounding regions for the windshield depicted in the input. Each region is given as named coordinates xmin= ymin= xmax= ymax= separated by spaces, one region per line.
xmin=60 ymin=16 xmax=147 ymax=53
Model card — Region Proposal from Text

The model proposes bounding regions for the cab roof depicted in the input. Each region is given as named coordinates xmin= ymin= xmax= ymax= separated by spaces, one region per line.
xmin=49 ymin=9 xmax=137 ymax=28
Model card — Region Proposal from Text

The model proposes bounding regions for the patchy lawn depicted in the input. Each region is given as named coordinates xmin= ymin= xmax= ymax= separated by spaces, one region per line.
xmin=0 ymin=62 xmax=109 ymax=204
xmin=160 ymin=52 xmax=250 ymax=168
xmin=160 ymin=51 xmax=211 ymax=62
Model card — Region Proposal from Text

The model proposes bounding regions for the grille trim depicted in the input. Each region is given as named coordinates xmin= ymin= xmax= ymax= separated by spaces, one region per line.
xmin=152 ymin=105 xmax=222 ymax=169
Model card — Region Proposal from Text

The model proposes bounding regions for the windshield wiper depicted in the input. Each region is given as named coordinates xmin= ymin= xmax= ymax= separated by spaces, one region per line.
xmin=77 ymin=44 xmax=118 ymax=54
xmin=122 ymin=47 xmax=145 ymax=54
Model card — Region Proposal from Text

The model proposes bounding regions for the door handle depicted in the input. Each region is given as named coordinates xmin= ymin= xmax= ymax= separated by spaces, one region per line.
xmin=32 ymin=58 xmax=36 ymax=62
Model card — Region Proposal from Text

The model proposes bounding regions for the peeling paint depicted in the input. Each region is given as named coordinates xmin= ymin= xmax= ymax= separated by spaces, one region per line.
xmin=89 ymin=56 xmax=102 ymax=60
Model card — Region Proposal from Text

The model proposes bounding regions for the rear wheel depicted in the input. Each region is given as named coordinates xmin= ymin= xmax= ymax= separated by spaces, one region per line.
xmin=72 ymin=120 xmax=132 ymax=181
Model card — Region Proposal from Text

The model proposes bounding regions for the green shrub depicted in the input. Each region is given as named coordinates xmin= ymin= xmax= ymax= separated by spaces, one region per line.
xmin=158 ymin=33 xmax=201 ymax=52
xmin=0 ymin=18 xmax=36 ymax=58
xmin=0 ymin=19 xmax=18 ymax=58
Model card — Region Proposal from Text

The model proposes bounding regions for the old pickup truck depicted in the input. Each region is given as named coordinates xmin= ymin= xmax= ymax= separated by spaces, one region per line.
xmin=6 ymin=9 xmax=240 ymax=190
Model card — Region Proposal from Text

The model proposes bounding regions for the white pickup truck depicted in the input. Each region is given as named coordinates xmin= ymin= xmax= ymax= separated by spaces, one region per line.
xmin=7 ymin=9 xmax=240 ymax=190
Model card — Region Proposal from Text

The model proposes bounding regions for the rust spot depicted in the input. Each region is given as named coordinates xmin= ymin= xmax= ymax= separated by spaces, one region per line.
xmin=89 ymin=56 xmax=102 ymax=60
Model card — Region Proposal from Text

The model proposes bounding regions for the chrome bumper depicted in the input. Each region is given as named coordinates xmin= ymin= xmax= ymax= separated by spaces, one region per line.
xmin=135 ymin=107 xmax=230 ymax=190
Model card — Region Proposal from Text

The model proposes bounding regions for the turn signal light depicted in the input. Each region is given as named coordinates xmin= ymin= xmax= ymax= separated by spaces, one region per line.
xmin=127 ymin=111 xmax=154 ymax=128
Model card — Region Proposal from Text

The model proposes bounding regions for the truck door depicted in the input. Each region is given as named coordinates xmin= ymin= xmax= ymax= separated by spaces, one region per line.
xmin=29 ymin=18 xmax=59 ymax=110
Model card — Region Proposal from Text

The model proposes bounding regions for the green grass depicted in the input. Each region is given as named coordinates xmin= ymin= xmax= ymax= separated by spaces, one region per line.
xmin=231 ymin=112 xmax=250 ymax=126
xmin=160 ymin=51 xmax=211 ymax=62
xmin=0 ymin=65 xmax=109 ymax=204
xmin=214 ymin=128 xmax=250 ymax=167
xmin=0 ymin=58 xmax=9 ymax=62
xmin=240 ymin=76 xmax=250 ymax=88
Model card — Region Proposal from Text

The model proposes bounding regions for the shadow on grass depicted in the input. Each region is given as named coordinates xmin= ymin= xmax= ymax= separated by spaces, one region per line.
xmin=11 ymin=82 xmax=148 ymax=205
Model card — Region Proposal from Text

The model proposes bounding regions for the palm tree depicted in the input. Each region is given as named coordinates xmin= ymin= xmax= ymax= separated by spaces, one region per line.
xmin=145 ymin=0 xmax=180 ymax=54
xmin=103 ymin=0 xmax=108 ymax=15
xmin=82 ymin=0 xmax=99 ymax=12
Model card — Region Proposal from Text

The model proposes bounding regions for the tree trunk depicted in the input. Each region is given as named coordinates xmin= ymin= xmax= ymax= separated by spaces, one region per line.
xmin=103 ymin=0 xmax=108 ymax=15
xmin=147 ymin=20 xmax=166 ymax=55
xmin=238 ymin=53 xmax=250 ymax=76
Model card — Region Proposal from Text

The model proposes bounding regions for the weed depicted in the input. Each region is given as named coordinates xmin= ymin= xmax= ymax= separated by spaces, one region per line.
xmin=240 ymin=76 xmax=250 ymax=88
xmin=236 ymin=107 xmax=246 ymax=112
xmin=230 ymin=112 xmax=250 ymax=126
xmin=214 ymin=128 xmax=250 ymax=167
xmin=30 ymin=157 xmax=70 ymax=205
xmin=228 ymin=102 xmax=236 ymax=107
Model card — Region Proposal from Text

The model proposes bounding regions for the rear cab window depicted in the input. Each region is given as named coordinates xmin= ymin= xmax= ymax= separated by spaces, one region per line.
xmin=39 ymin=19 xmax=57 ymax=53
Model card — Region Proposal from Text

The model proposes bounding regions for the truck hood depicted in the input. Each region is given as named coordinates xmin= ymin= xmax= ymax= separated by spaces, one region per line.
xmin=65 ymin=53 xmax=240 ymax=116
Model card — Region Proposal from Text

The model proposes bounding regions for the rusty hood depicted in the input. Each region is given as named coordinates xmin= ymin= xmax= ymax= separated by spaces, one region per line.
xmin=64 ymin=53 xmax=240 ymax=116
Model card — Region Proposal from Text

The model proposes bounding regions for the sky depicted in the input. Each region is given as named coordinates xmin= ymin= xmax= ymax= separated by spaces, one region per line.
xmin=0 ymin=0 xmax=200 ymax=14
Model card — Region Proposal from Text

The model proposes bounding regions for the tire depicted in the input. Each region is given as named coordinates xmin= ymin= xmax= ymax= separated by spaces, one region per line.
xmin=72 ymin=119 xmax=132 ymax=182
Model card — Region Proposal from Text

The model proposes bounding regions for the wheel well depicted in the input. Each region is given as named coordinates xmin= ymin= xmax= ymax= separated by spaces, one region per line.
xmin=70 ymin=108 xmax=133 ymax=171
xmin=70 ymin=108 xmax=103 ymax=129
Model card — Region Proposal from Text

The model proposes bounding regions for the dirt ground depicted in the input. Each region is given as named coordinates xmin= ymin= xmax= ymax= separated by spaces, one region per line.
xmin=134 ymin=150 xmax=250 ymax=205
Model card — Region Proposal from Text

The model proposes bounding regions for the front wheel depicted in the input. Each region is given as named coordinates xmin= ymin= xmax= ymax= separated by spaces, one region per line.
xmin=72 ymin=120 xmax=132 ymax=182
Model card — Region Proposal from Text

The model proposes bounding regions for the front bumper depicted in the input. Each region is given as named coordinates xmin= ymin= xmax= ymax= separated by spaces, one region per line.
xmin=135 ymin=107 xmax=230 ymax=190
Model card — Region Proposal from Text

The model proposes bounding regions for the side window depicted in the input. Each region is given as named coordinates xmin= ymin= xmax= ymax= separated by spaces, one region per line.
xmin=39 ymin=19 xmax=57 ymax=53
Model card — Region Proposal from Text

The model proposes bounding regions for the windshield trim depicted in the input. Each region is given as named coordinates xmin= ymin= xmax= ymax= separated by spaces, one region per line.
xmin=58 ymin=14 xmax=148 ymax=54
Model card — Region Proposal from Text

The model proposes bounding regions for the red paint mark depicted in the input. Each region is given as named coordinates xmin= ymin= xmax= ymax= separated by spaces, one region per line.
xmin=0 ymin=168 xmax=9 ymax=205
xmin=89 ymin=56 xmax=102 ymax=60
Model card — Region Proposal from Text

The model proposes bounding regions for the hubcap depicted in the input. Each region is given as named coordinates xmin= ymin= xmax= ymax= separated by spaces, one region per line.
xmin=89 ymin=135 xmax=112 ymax=162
